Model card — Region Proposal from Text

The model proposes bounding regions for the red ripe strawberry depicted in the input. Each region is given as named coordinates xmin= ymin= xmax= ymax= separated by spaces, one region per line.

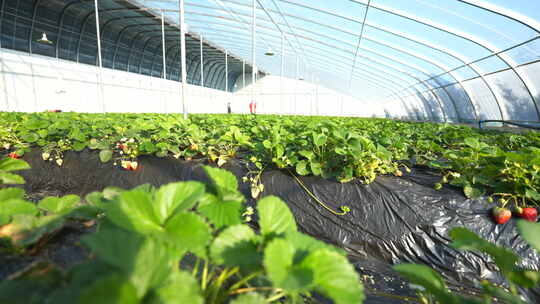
xmin=521 ymin=207 xmax=537 ymax=222
xmin=118 ymin=144 xmax=127 ymax=151
xmin=492 ymin=207 xmax=511 ymax=224
xmin=7 ymin=152 xmax=20 ymax=159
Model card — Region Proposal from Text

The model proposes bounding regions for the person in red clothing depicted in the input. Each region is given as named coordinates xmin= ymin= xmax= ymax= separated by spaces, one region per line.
xmin=249 ymin=100 xmax=257 ymax=115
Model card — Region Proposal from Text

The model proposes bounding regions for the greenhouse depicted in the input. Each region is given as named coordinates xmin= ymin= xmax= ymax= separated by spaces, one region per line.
xmin=1 ymin=0 xmax=540 ymax=303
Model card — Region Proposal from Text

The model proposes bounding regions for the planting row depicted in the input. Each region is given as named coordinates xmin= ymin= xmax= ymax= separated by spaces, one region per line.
xmin=2 ymin=112 xmax=540 ymax=210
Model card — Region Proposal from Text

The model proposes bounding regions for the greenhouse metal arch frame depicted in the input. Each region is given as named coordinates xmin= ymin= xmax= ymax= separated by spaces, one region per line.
xmin=118 ymin=0 xmax=540 ymax=122
xmin=186 ymin=0 xmax=540 ymax=122
xmin=0 ymin=0 xmax=262 ymax=113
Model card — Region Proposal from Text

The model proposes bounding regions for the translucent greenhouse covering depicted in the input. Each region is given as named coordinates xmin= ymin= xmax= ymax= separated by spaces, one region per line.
xmin=1 ymin=0 xmax=540 ymax=123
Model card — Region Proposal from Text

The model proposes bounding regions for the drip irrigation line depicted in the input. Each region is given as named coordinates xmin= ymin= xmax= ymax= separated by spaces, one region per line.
xmin=286 ymin=168 xmax=350 ymax=216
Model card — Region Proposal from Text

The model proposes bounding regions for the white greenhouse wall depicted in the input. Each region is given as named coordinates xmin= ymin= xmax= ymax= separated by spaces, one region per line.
xmin=0 ymin=49 xmax=386 ymax=117
xmin=0 ymin=49 xmax=230 ymax=114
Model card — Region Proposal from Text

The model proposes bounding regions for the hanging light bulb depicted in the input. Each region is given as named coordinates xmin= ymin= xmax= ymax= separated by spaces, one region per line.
xmin=264 ymin=47 xmax=275 ymax=56
xmin=37 ymin=32 xmax=53 ymax=44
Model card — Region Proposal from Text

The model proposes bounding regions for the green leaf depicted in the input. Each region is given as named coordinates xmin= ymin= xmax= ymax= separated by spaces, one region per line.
xmin=450 ymin=228 xmax=519 ymax=275
xmin=394 ymin=264 xmax=458 ymax=304
xmin=262 ymin=140 xmax=273 ymax=149
xmin=285 ymin=231 xmax=346 ymax=260
xmin=0 ymin=214 xmax=9 ymax=226
xmin=0 ymin=172 xmax=25 ymax=185
xmin=88 ymin=139 xmax=100 ymax=150
xmin=140 ymin=141 xmax=156 ymax=153
xmin=464 ymin=137 xmax=480 ymax=149
xmin=275 ymin=145 xmax=284 ymax=158
xmin=301 ymin=249 xmax=364 ymax=304
xmin=313 ymin=133 xmax=327 ymax=147
xmin=99 ymin=149 xmax=113 ymax=163
xmin=295 ymin=160 xmax=310 ymax=176
xmin=72 ymin=141 xmax=86 ymax=151
xmin=299 ymin=150 xmax=314 ymax=161
xmin=0 ymin=188 xmax=25 ymax=201
xmin=154 ymin=182 xmax=205 ymax=224
xmin=210 ymin=225 xmax=261 ymax=272
xmin=164 ymin=212 xmax=212 ymax=258
xmin=264 ymin=239 xmax=313 ymax=292
xmin=525 ymin=189 xmax=540 ymax=201
xmin=38 ymin=194 xmax=79 ymax=214
xmin=146 ymin=270 xmax=203 ymax=304
xmin=67 ymin=205 xmax=101 ymax=220
xmin=517 ymin=220 xmax=540 ymax=253
xmin=21 ymin=133 xmax=39 ymax=143
xmin=481 ymin=281 xmax=527 ymax=304
xmin=463 ymin=185 xmax=484 ymax=198
xmin=1 ymin=214 xmax=65 ymax=248
xmin=203 ymin=166 xmax=244 ymax=203
xmin=0 ymin=199 xmax=39 ymax=219
xmin=85 ymin=191 xmax=108 ymax=208
xmin=82 ymin=226 xmax=173 ymax=298
xmin=258 ymin=196 xmax=297 ymax=236
xmin=198 ymin=193 xmax=242 ymax=228
xmin=310 ymin=162 xmax=322 ymax=176
xmin=230 ymin=293 xmax=266 ymax=304
xmin=80 ymin=273 xmax=138 ymax=304
xmin=0 ymin=158 xmax=30 ymax=172
xmin=44 ymin=261 xmax=110 ymax=303
xmin=103 ymin=187 xmax=125 ymax=200
xmin=335 ymin=147 xmax=347 ymax=155
xmin=103 ymin=190 xmax=162 ymax=235
xmin=506 ymin=269 xmax=540 ymax=288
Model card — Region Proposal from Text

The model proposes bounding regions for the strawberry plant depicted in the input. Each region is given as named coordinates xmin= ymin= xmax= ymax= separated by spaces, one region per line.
xmin=0 ymin=166 xmax=365 ymax=303
xmin=2 ymin=112 xmax=540 ymax=207
xmin=0 ymin=157 xmax=98 ymax=252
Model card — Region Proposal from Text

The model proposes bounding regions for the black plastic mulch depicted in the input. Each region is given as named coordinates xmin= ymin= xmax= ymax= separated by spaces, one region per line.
xmin=2 ymin=149 xmax=539 ymax=303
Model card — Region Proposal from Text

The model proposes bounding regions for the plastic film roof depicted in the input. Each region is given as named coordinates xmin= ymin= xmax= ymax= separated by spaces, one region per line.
xmin=130 ymin=0 xmax=540 ymax=122
xmin=1 ymin=0 xmax=540 ymax=122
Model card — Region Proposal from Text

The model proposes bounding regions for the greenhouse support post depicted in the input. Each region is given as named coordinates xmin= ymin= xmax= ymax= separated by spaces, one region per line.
xmin=179 ymin=0 xmax=188 ymax=119
xmin=94 ymin=0 xmax=105 ymax=113
xmin=251 ymin=0 xmax=256 ymax=107
xmin=295 ymin=55 xmax=299 ymax=115
xmin=281 ymin=32 xmax=284 ymax=115
xmin=225 ymin=50 xmax=228 ymax=93
xmin=200 ymin=35 xmax=204 ymax=87
xmin=161 ymin=10 xmax=167 ymax=79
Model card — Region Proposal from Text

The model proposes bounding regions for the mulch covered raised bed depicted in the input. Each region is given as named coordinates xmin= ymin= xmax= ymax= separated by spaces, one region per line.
xmin=3 ymin=149 xmax=540 ymax=303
